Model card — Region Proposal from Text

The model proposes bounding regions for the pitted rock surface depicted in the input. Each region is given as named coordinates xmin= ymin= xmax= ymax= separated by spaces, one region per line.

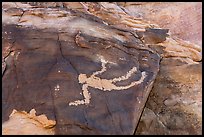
xmin=2 ymin=4 xmax=161 ymax=135
xmin=136 ymin=57 xmax=202 ymax=135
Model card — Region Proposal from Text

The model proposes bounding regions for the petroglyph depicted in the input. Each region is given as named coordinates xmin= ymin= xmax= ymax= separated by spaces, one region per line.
xmin=54 ymin=84 xmax=60 ymax=91
xmin=69 ymin=57 xmax=147 ymax=106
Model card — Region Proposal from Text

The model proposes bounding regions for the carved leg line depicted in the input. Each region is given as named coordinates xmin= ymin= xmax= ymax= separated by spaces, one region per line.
xmin=112 ymin=67 xmax=137 ymax=82
xmin=68 ymin=84 xmax=90 ymax=106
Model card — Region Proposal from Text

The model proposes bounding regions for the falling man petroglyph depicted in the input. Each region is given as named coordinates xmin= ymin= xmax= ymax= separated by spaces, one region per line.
xmin=68 ymin=57 xmax=147 ymax=106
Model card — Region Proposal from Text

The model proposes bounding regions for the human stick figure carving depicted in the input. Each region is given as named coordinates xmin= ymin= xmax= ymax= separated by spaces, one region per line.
xmin=68 ymin=58 xmax=147 ymax=106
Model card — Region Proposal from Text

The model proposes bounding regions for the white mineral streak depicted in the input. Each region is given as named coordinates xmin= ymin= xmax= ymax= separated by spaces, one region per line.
xmin=69 ymin=57 xmax=147 ymax=106
xmin=15 ymin=52 xmax=21 ymax=60
xmin=68 ymin=18 xmax=132 ymax=42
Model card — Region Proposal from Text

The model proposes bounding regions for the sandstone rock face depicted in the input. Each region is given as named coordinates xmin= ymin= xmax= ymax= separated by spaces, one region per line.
xmin=2 ymin=2 xmax=202 ymax=135
xmin=2 ymin=2 xmax=160 ymax=135
xmin=135 ymin=57 xmax=202 ymax=135
xmin=120 ymin=2 xmax=202 ymax=135
xmin=148 ymin=37 xmax=201 ymax=62
xmin=2 ymin=109 xmax=56 ymax=135
xmin=118 ymin=2 xmax=202 ymax=48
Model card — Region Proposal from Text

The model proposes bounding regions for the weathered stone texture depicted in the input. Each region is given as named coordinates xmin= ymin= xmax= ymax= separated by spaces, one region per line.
xmin=136 ymin=57 xmax=202 ymax=135
xmin=118 ymin=2 xmax=202 ymax=48
xmin=2 ymin=2 xmax=160 ymax=135
xmin=2 ymin=2 xmax=202 ymax=135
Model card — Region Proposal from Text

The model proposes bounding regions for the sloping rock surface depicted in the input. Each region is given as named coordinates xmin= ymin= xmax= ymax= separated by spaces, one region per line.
xmin=136 ymin=58 xmax=202 ymax=135
xmin=2 ymin=2 xmax=161 ymax=135
xmin=118 ymin=2 xmax=202 ymax=48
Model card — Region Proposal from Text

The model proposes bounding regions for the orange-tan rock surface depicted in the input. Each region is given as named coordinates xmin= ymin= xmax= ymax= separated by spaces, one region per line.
xmin=118 ymin=2 xmax=202 ymax=48
xmin=148 ymin=37 xmax=201 ymax=62
xmin=2 ymin=109 xmax=56 ymax=135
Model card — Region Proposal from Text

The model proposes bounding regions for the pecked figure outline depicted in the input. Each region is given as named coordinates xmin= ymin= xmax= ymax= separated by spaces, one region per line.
xmin=68 ymin=57 xmax=147 ymax=106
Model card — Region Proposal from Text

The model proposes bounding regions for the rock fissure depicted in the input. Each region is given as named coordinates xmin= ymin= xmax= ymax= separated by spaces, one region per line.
xmin=48 ymin=84 xmax=58 ymax=127
xmin=104 ymin=95 xmax=117 ymax=132
xmin=57 ymin=33 xmax=80 ymax=75
xmin=12 ymin=55 xmax=19 ymax=89
xmin=18 ymin=9 xmax=25 ymax=23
